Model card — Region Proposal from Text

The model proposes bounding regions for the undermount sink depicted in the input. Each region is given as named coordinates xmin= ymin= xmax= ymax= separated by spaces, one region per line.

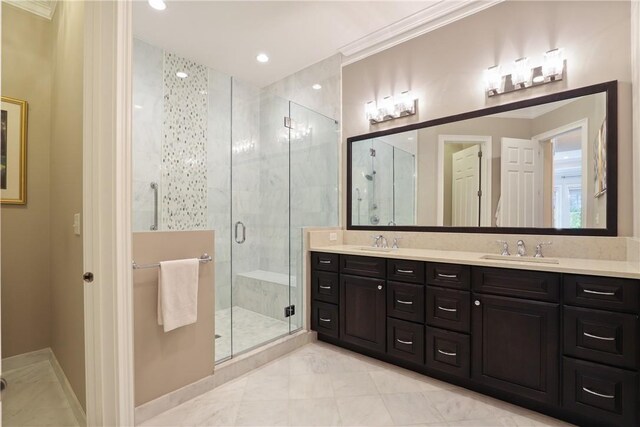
xmin=358 ymin=246 xmax=396 ymax=253
xmin=480 ymin=254 xmax=560 ymax=264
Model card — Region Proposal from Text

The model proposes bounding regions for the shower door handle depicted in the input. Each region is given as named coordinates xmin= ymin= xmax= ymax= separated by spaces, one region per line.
xmin=235 ymin=221 xmax=246 ymax=244
xmin=150 ymin=182 xmax=159 ymax=231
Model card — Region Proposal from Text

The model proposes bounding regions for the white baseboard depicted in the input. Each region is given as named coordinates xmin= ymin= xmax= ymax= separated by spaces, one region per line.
xmin=135 ymin=330 xmax=316 ymax=425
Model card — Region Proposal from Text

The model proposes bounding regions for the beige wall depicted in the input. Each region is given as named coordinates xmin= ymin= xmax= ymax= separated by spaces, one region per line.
xmin=342 ymin=1 xmax=633 ymax=235
xmin=49 ymin=0 xmax=86 ymax=409
xmin=133 ymin=231 xmax=215 ymax=406
xmin=1 ymin=5 xmax=52 ymax=357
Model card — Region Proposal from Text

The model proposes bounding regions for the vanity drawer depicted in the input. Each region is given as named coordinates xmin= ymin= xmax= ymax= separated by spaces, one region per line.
xmin=387 ymin=281 xmax=425 ymax=323
xmin=387 ymin=259 xmax=425 ymax=284
xmin=387 ymin=318 xmax=425 ymax=365
xmin=564 ymin=274 xmax=640 ymax=313
xmin=564 ymin=306 xmax=639 ymax=370
xmin=311 ymin=252 xmax=339 ymax=272
xmin=311 ymin=271 xmax=339 ymax=305
xmin=563 ymin=357 xmax=638 ymax=427
xmin=427 ymin=263 xmax=470 ymax=290
xmin=311 ymin=301 xmax=339 ymax=339
xmin=472 ymin=267 xmax=560 ymax=302
xmin=426 ymin=287 xmax=470 ymax=333
xmin=341 ymin=255 xmax=386 ymax=278
xmin=425 ymin=326 xmax=470 ymax=379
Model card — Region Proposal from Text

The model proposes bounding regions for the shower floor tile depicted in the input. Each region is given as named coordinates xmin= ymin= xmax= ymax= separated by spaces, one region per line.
xmin=215 ymin=306 xmax=290 ymax=361
xmin=2 ymin=359 xmax=80 ymax=426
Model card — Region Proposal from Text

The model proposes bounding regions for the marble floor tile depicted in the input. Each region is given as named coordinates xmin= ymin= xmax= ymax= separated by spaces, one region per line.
xmin=215 ymin=306 xmax=290 ymax=362
xmin=2 ymin=359 xmax=79 ymax=427
xmin=138 ymin=342 xmax=575 ymax=427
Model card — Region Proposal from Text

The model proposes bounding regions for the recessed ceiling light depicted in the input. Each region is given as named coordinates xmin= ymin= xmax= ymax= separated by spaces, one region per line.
xmin=408 ymin=137 xmax=414 ymax=140
xmin=312 ymin=83 xmax=322 ymax=90
xmin=256 ymin=53 xmax=269 ymax=63
xmin=148 ymin=0 xmax=166 ymax=11
xmin=199 ymin=90 xmax=208 ymax=95
xmin=134 ymin=104 xmax=143 ymax=109
xmin=176 ymin=71 xmax=188 ymax=79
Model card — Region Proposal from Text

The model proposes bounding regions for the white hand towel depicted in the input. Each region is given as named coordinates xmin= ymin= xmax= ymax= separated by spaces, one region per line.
xmin=157 ymin=258 xmax=199 ymax=332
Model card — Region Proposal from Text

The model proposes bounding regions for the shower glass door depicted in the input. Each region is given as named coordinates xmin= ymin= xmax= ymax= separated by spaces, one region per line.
xmin=229 ymin=83 xmax=291 ymax=356
xmin=289 ymin=102 xmax=339 ymax=332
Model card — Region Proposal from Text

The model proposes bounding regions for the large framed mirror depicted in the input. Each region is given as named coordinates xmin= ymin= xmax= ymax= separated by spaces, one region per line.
xmin=347 ymin=81 xmax=617 ymax=235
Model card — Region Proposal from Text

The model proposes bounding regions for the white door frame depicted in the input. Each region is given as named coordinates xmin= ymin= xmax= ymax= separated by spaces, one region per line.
xmin=531 ymin=118 xmax=589 ymax=227
xmin=436 ymin=135 xmax=492 ymax=226
xmin=83 ymin=1 xmax=135 ymax=425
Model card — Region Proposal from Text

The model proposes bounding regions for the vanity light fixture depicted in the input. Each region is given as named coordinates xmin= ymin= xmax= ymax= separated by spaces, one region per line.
xmin=176 ymin=71 xmax=188 ymax=79
xmin=312 ymin=83 xmax=322 ymax=90
xmin=365 ymin=90 xmax=417 ymax=125
xmin=148 ymin=0 xmax=166 ymax=11
xmin=256 ymin=53 xmax=269 ymax=63
xmin=485 ymin=48 xmax=565 ymax=97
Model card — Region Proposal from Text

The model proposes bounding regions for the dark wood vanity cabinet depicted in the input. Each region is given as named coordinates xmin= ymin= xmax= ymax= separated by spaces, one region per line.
xmin=310 ymin=252 xmax=640 ymax=427
xmin=472 ymin=293 xmax=560 ymax=405
xmin=340 ymin=274 xmax=386 ymax=353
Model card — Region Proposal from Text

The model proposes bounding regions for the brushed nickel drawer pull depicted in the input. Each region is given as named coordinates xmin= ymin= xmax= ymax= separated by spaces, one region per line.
xmin=397 ymin=269 xmax=414 ymax=274
xmin=319 ymin=260 xmax=331 ymax=264
xmin=397 ymin=300 xmax=413 ymax=305
xmin=583 ymin=289 xmax=615 ymax=296
xmin=582 ymin=387 xmax=615 ymax=399
xmin=437 ymin=273 xmax=458 ymax=279
xmin=437 ymin=349 xmax=457 ymax=356
xmin=438 ymin=306 xmax=457 ymax=312
xmin=397 ymin=339 xmax=413 ymax=345
xmin=583 ymin=332 xmax=615 ymax=341
xmin=319 ymin=285 xmax=332 ymax=290
xmin=319 ymin=317 xmax=331 ymax=322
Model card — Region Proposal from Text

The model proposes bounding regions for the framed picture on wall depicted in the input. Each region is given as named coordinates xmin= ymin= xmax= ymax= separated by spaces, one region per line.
xmin=593 ymin=118 xmax=607 ymax=199
xmin=1 ymin=96 xmax=28 ymax=205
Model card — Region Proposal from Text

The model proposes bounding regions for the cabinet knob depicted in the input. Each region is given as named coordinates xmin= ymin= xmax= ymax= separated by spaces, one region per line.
xmin=378 ymin=285 xmax=383 ymax=290
xmin=474 ymin=300 xmax=481 ymax=306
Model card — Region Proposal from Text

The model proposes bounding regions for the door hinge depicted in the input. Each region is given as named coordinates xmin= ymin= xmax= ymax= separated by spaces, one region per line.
xmin=0 ymin=377 xmax=7 ymax=392
xmin=284 ymin=305 xmax=296 ymax=318
xmin=284 ymin=117 xmax=292 ymax=129
xmin=369 ymin=148 xmax=376 ymax=157
xmin=477 ymin=190 xmax=482 ymax=197
xmin=478 ymin=150 xmax=483 ymax=158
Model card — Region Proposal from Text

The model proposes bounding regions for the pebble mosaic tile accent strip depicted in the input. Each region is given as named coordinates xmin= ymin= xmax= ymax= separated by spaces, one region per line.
xmin=162 ymin=52 xmax=209 ymax=230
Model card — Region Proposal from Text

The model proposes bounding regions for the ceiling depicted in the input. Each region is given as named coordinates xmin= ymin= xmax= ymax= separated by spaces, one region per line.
xmin=133 ymin=1 xmax=470 ymax=88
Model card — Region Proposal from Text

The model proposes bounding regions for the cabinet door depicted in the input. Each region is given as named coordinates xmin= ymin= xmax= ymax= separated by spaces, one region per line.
xmin=340 ymin=274 xmax=386 ymax=353
xmin=472 ymin=294 xmax=560 ymax=406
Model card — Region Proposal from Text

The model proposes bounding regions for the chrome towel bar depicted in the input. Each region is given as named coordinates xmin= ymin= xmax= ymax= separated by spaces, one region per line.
xmin=132 ymin=253 xmax=212 ymax=270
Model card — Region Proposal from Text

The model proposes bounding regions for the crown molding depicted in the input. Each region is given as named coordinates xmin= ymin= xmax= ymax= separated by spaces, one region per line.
xmin=340 ymin=0 xmax=503 ymax=66
xmin=3 ymin=0 xmax=57 ymax=20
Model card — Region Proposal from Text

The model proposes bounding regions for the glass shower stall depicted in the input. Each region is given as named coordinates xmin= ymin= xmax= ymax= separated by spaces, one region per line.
xmin=132 ymin=39 xmax=339 ymax=363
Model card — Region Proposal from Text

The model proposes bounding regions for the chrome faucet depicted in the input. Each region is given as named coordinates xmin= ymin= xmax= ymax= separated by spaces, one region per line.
xmin=516 ymin=240 xmax=526 ymax=257
xmin=496 ymin=240 xmax=510 ymax=256
xmin=373 ymin=234 xmax=388 ymax=248
xmin=534 ymin=241 xmax=552 ymax=258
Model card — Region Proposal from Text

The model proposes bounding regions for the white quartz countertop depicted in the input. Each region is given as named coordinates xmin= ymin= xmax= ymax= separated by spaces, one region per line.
xmin=310 ymin=245 xmax=640 ymax=280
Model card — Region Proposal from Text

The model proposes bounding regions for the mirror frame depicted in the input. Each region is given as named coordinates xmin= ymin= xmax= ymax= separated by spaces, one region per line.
xmin=346 ymin=81 xmax=618 ymax=236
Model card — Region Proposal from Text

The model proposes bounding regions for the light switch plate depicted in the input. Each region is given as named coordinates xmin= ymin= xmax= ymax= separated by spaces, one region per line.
xmin=329 ymin=232 xmax=337 ymax=241
xmin=73 ymin=213 xmax=81 ymax=236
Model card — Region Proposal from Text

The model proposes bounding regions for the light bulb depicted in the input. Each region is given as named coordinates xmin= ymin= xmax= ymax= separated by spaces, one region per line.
xmin=543 ymin=48 xmax=565 ymax=81
xmin=148 ymin=0 xmax=166 ymax=11
xmin=381 ymin=96 xmax=395 ymax=119
xmin=485 ymin=65 xmax=502 ymax=95
xmin=512 ymin=57 xmax=531 ymax=88
xmin=396 ymin=90 xmax=415 ymax=115
xmin=365 ymin=101 xmax=378 ymax=122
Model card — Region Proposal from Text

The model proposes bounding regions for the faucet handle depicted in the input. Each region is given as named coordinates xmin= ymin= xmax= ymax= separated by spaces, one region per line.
xmin=370 ymin=234 xmax=380 ymax=247
xmin=534 ymin=241 xmax=552 ymax=258
xmin=496 ymin=240 xmax=510 ymax=256
xmin=392 ymin=237 xmax=403 ymax=249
